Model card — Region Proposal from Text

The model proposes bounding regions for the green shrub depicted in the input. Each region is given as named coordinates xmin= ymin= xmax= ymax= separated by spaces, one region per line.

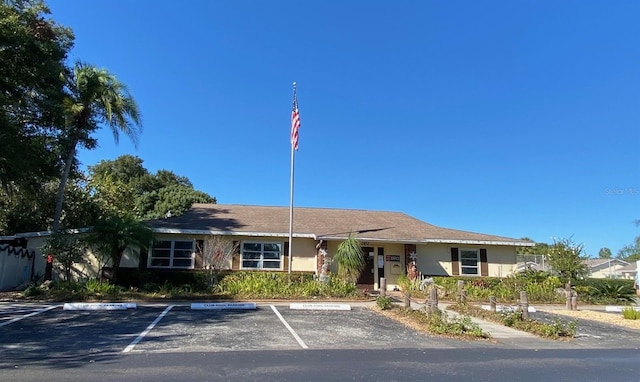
xmin=432 ymin=275 xmax=562 ymax=303
xmin=215 ymin=272 xmax=358 ymax=299
xmin=84 ymin=279 xmax=120 ymax=296
xmin=116 ymin=269 xmax=209 ymax=291
xmin=376 ymin=296 xmax=393 ymax=310
xmin=23 ymin=284 xmax=44 ymax=297
xmin=499 ymin=309 xmax=522 ymax=327
xmin=622 ymin=307 xmax=640 ymax=320
xmin=581 ymin=280 xmax=636 ymax=304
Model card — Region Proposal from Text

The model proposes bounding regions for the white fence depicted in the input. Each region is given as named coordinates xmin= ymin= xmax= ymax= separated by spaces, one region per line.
xmin=0 ymin=244 xmax=36 ymax=291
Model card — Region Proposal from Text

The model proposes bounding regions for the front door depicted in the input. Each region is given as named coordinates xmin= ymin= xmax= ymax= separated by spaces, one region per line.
xmin=357 ymin=246 xmax=375 ymax=285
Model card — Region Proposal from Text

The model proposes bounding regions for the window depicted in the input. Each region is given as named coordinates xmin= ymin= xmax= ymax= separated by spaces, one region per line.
xmin=149 ymin=240 xmax=195 ymax=269
xmin=241 ymin=242 xmax=282 ymax=270
xmin=460 ymin=249 xmax=479 ymax=275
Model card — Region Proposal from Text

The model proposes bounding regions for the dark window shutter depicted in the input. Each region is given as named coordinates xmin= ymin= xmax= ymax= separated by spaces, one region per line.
xmin=451 ymin=247 xmax=459 ymax=276
xmin=480 ymin=248 xmax=488 ymax=276
xmin=284 ymin=242 xmax=289 ymax=272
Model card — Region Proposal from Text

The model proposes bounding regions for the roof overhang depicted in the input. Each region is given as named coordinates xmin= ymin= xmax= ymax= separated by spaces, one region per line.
xmin=316 ymin=235 xmax=535 ymax=247
xmin=13 ymin=227 xmax=536 ymax=247
xmin=12 ymin=228 xmax=89 ymax=238
xmin=152 ymin=228 xmax=316 ymax=239
xmin=421 ymin=238 xmax=536 ymax=246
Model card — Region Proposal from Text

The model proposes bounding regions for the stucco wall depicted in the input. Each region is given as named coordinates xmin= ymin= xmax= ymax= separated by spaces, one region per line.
xmin=150 ymin=234 xmax=317 ymax=273
xmin=25 ymin=236 xmax=103 ymax=281
xmin=416 ymin=243 xmax=451 ymax=276
xmin=416 ymin=244 xmax=517 ymax=277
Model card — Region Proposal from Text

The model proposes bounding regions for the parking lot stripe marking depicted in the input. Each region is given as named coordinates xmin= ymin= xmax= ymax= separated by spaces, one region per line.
xmin=123 ymin=305 xmax=175 ymax=353
xmin=270 ymin=305 xmax=308 ymax=349
xmin=0 ymin=305 xmax=60 ymax=328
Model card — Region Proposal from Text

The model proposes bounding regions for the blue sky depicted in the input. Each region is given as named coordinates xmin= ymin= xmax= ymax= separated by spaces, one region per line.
xmin=47 ymin=0 xmax=639 ymax=256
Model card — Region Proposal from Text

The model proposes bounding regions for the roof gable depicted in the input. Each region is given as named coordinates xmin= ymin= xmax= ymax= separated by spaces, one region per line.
xmin=582 ymin=258 xmax=629 ymax=269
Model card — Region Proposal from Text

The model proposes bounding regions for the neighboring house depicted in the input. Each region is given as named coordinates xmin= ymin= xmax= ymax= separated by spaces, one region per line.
xmin=15 ymin=204 xmax=533 ymax=291
xmin=582 ymin=258 xmax=629 ymax=279
xmin=616 ymin=261 xmax=637 ymax=280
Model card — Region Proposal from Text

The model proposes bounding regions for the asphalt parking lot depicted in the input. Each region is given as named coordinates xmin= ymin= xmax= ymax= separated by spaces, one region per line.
xmin=2 ymin=303 xmax=640 ymax=381
xmin=0 ymin=302 xmax=494 ymax=369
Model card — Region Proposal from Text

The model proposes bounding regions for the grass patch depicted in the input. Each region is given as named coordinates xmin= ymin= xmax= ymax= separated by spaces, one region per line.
xmin=375 ymin=305 xmax=490 ymax=340
xmin=622 ymin=307 xmax=640 ymax=320
xmin=448 ymin=303 xmax=576 ymax=339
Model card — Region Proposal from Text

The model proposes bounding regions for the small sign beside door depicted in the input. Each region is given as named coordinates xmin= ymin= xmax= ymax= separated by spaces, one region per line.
xmin=386 ymin=255 xmax=401 ymax=262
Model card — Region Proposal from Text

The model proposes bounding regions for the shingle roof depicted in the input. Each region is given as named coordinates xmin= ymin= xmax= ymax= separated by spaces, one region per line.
xmin=616 ymin=262 xmax=637 ymax=273
xmin=146 ymin=204 xmax=532 ymax=246
xmin=582 ymin=258 xmax=629 ymax=268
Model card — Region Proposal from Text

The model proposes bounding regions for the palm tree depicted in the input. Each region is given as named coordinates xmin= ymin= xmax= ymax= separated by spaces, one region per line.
xmin=86 ymin=215 xmax=154 ymax=284
xmin=334 ymin=235 xmax=365 ymax=283
xmin=53 ymin=62 xmax=142 ymax=232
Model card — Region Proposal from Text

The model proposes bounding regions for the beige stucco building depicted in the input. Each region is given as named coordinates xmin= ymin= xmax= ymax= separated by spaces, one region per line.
xmin=5 ymin=204 xmax=533 ymax=290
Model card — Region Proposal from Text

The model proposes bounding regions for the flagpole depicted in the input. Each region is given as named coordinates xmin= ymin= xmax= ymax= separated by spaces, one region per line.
xmin=288 ymin=134 xmax=295 ymax=274
xmin=288 ymin=82 xmax=297 ymax=274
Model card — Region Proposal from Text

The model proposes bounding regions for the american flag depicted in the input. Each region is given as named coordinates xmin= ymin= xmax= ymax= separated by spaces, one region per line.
xmin=291 ymin=84 xmax=300 ymax=150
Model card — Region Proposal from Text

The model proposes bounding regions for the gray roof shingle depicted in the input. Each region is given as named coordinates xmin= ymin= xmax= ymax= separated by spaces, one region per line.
xmin=147 ymin=204 xmax=532 ymax=246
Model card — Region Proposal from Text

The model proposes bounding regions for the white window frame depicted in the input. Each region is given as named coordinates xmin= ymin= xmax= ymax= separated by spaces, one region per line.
xmin=240 ymin=241 xmax=283 ymax=270
xmin=148 ymin=240 xmax=195 ymax=269
xmin=459 ymin=248 xmax=479 ymax=275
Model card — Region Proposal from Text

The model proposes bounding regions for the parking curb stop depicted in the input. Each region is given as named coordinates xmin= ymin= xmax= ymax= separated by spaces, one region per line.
xmin=191 ymin=302 xmax=257 ymax=310
xmin=63 ymin=302 xmax=136 ymax=311
xmin=289 ymin=303 xmax=351 ymax=311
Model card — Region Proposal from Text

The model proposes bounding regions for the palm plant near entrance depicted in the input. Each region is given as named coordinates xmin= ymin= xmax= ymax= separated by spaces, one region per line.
xmin=334 ymin=236 xmax=365 ymax=283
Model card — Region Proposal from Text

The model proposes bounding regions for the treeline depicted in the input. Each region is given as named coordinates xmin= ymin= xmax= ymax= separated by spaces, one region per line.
xmin=0 ymin=1 xmax=214 ymax=235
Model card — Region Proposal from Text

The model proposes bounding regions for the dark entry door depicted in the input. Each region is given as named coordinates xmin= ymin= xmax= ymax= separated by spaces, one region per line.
xmin=357 ymin=246 xmax=375 ymax=285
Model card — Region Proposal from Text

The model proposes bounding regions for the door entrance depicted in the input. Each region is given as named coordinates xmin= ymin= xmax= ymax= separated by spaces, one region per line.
xmin=357 ymin=246 xmax=375 ymax=285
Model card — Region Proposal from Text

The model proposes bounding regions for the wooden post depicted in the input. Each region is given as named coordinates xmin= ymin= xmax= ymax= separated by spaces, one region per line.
xmin=489 ymin=295 xmax=497 ymax=313
xmin=427 ymin=287 xmax=439 ymax=314
xmin=404 ymin=291 xmax=411 ymax=308
xmin=380 ymin=278 xmax=386 ymax=297
xmin=519 ymin=291 xmax=529 ymax=320
xmin=565 ymin=281 xmax=572 ymax=310
xmin=571 ymin=289 xmax=578 ymax=311
xmin=457 ymin=280 xmax=466 ymax=304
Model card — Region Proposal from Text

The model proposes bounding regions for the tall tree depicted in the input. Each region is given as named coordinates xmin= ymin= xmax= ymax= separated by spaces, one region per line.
xmin=598 ymin=247 xmax=612 ymax=259
xmin=88 ymin=155 xmax=215 ymax=220
xmin=0 ymin=0 xmax=73 ymax=217
xmin=0 ymin=177 xmax=99 ymax=235
xmin=516 ymin=237 xmax=549 ymax=256
xmin=617 ymin=236 xmax=640 ymax=261
xmin=53 ymin=63 xmax=142 ymax=232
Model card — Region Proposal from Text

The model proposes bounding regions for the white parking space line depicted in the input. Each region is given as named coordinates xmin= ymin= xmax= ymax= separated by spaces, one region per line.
xmin=270 ymin=305 xmax=308 ymax=349
xmin=0 ymin=305 xmax=60 ymax=328
xmin=122 ymin=305 xmax=175 ymax=353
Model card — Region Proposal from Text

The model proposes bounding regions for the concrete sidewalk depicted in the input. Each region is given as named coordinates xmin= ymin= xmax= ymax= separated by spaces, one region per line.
xmin=402 ymin=298 xmax=539 ymax=340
